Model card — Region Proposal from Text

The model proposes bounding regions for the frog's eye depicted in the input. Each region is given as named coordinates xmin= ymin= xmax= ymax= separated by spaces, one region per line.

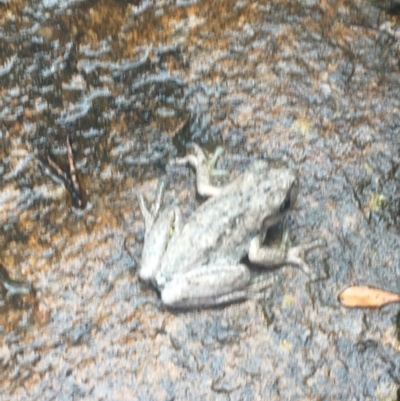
xmin=280 ymin=179 xmax=299 ymax=213
xmin=279 ymin=194 xmax=291 ymax=213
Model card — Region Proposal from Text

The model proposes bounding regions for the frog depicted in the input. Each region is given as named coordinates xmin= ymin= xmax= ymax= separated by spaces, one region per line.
xmin=137 ymin=144 xmax=324 ymax=309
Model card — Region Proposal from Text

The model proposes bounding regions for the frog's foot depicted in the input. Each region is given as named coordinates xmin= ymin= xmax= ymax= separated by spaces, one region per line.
xmin=137 ymin=182 xmax=165 ymax=232
xmin=286 ymin=239 xmax=326 ymax=274
xmin=207 ymin=146 xmax=228 ymax=177
xmin=175 ymin=144 xmax=226 ymax=198
xmin=0 ymin=264 xmax=33 ymax=298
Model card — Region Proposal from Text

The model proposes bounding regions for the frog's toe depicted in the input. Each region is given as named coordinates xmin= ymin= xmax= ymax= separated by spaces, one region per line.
xmin=287 ymin=238 xmax=326 ymax=273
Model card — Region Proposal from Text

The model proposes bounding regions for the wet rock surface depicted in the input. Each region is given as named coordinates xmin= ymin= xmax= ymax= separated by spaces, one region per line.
xmin=0 ymin=0 xmax=399 ymax=399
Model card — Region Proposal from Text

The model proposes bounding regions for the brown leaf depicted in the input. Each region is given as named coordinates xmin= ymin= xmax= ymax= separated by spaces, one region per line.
xmin=338 ymin=286 xmax=400 ymax=308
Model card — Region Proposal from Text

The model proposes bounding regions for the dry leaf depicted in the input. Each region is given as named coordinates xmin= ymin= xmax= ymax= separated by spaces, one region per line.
xmin=338 ymin=286 xmax=400 ymax=308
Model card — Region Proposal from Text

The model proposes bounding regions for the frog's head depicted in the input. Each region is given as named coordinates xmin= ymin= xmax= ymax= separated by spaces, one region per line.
xmin=249 ymin=162 xmax=299 ymax=228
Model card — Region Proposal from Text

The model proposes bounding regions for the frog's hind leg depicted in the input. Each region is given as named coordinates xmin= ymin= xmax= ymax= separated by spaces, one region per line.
xmin=137 ymin=183 xmax=183 ymax=284
xmin=161 ymin=264 xmax=252 ymax=309
xmin=245 ymin=275 xmax=276 ymax=300
xmin=211 ymin=274 xmax=278 ymax=304
xmin=138 ymin=207 xmax=176 ymax=283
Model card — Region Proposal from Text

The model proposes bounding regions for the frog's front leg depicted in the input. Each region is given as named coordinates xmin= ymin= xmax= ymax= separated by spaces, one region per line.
xmin=248 ymin=233 xmax=325 ymax=274
xmin=176 ymin=144 xmax=225 ymax=198
xmin=160 ymin=264 xmax=252 ymax=308
xmin=137 ymin=186 xmax=183 ymax=284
